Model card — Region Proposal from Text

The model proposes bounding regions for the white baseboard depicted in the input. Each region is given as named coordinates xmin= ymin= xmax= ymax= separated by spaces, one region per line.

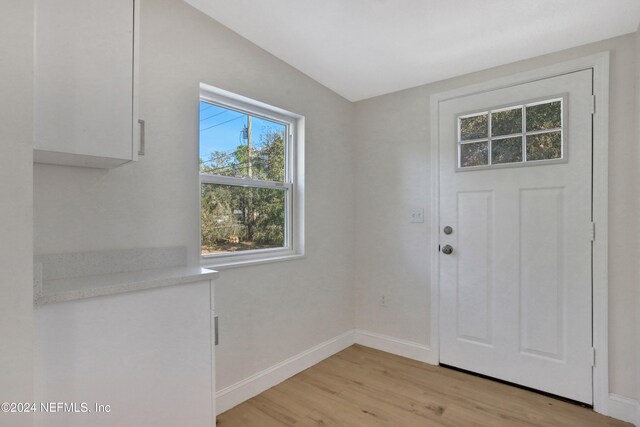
xmin=608 ymin=394 xmax=640 ymax=426
xmin=215 ymin=329 xmax=439 ymax=416
xmin=354 ymin=329 xmax=437 ymax=365
xmin=215 ymin=330 xmax=355 ymax=415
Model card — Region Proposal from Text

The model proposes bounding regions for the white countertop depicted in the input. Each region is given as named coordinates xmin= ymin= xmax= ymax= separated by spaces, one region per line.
xmin=35 ymin=265 xmax=219 ymax=306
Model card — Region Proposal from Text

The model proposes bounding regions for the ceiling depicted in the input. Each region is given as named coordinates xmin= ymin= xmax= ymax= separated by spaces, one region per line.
xmin=185 ymin=0 xmax=640 ymax=101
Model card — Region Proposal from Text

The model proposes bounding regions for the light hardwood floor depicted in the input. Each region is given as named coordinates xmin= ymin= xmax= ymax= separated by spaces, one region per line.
xmin=217 ymin=345 xmax=631 ymax=426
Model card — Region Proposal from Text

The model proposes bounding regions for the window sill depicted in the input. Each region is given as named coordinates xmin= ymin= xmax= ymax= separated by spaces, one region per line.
xmin=201 ymin=253 xmax=305 ymax=270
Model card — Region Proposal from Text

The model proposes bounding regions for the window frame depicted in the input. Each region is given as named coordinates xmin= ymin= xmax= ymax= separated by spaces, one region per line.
xmin=455 ymin=94 xmax=568 ymax=171
xmin=199 ymin=83 xmax=305 ymax=268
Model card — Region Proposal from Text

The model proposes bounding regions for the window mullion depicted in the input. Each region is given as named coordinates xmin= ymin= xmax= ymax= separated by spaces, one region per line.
xmin=522 ymin=106 xmax=527 ymax=162
xmin=488 ymin=111 xmax=493 ymax=166
xmin=200 ymin=174 xmax=290 ymax=190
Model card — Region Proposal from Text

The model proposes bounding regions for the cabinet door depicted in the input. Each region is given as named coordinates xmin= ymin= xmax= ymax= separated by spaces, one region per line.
xmin=34 ymin=282 xmax=215 ymax=427
xmin=34 ymin=0 xmax=136 ymax=167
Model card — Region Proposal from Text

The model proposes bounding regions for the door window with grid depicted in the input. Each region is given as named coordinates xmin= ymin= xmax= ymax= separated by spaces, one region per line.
xmin=457 ymin=98 xmax=564 ymax=169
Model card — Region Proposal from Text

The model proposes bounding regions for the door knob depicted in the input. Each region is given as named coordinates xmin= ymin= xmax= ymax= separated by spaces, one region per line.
xmin=441 ymin=245 xmax=453 ymax=255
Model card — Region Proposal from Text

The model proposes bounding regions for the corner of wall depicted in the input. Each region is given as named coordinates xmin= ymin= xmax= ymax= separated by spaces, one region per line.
xmin=608 ymin=394 xmax=640 ymax=426
xmin=635 ymin=21 xmax=640 ymax=418
xmin=0 ymin=1 xmax=35 ymax=426
xmin=215 ymin=330 xmax=355 ymax=415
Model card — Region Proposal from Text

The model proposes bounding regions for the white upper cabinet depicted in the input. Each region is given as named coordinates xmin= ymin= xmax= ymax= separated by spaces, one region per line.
xmin=34 ymin=0 xmax=140 ymax=168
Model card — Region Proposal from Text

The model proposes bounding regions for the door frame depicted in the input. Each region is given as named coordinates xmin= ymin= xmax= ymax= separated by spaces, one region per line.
xmin=429 ymin=52 xmax=610 ymax=415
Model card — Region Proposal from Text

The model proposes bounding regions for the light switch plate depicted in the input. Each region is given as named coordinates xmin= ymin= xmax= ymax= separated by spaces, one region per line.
xmin=410 ymin=208 xmax=424 ymax=223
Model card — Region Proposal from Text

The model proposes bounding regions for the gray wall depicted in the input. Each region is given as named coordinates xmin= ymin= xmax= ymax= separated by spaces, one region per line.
xmin=33 ymin=0 xmax=355 ymax=392
xmin=353 ymin=33 xmax=639 ymax=399
xmin=0 ymin=1 xmax=34 ymax=426
xmin=636 ymin=24 xmax=640 ymax=406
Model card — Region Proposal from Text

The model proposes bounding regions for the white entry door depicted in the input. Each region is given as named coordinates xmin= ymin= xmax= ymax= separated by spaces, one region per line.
xmin=438 ymin=69 xmax=593 ymax=404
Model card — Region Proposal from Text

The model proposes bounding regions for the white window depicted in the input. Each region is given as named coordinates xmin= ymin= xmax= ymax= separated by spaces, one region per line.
xmin=199 ymin=84 xmax=304 ymax=267
xmin=457 ymin=97 xmax=564 ymax=169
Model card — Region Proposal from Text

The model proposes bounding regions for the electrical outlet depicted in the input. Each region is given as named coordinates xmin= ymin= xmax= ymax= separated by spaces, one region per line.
xmin=380 ymin=295 xmax=388 ymax=307
xmin=410 ymin=208 xmax=424 ymax=223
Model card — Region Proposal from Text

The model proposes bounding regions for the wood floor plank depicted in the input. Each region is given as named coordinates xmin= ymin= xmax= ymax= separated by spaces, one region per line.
xmin=217 ymin=345 xmax=632 ymax=427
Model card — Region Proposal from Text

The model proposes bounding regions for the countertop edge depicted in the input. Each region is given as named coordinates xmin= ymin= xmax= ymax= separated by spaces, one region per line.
xmin=34 ymin=268 xmax=219 ymax=307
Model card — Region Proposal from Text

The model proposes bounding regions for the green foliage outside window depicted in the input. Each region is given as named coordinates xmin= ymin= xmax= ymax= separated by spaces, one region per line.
xmin=459 ymin=100 xmax=562 ymax=168
xmin=201 ymin=129 xmax=286 ymax=254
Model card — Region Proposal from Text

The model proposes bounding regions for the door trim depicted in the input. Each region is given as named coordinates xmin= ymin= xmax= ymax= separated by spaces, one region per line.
xmin=429 ymin=52 xmax=610 ymax=415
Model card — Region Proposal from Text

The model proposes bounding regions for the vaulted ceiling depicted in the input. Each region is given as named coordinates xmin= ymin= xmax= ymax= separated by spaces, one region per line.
xmin=186 ymin=0 xmax=640 ymax=101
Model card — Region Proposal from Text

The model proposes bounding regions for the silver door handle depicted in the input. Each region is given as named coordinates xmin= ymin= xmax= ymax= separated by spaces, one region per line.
xmin=441 ymin=245 xmax=453 ymax=255
xmin=138 ymin=119 xmax=145 ymax=156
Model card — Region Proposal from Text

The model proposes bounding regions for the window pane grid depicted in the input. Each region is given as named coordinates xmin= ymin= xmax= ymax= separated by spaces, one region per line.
xmin=457 ymin=98 xmax=563 ymax=169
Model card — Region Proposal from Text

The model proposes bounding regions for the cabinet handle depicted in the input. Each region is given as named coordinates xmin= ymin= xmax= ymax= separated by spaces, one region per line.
xmin=138 ymin=119 xmax=145 ymax=156
xmin=214 ymin=315 xmax=219 ymax=346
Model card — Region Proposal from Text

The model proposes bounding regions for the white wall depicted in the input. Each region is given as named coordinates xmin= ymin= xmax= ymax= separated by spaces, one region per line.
xmin=33 ymin=0 xmax=355 ymax=392
xmin=353 ymin=33 xmax=639 ymax=400
xmin=0 ymin=1 xmax=34 ymax=426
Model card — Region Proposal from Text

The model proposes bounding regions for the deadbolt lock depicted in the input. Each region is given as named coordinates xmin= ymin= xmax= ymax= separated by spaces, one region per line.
xmin=443 ymin=226 xmax=453 ymax=235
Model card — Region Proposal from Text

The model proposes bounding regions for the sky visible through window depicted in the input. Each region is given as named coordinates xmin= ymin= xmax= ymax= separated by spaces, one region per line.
xmin=199 ymin=101 xmax=286 ymax=172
